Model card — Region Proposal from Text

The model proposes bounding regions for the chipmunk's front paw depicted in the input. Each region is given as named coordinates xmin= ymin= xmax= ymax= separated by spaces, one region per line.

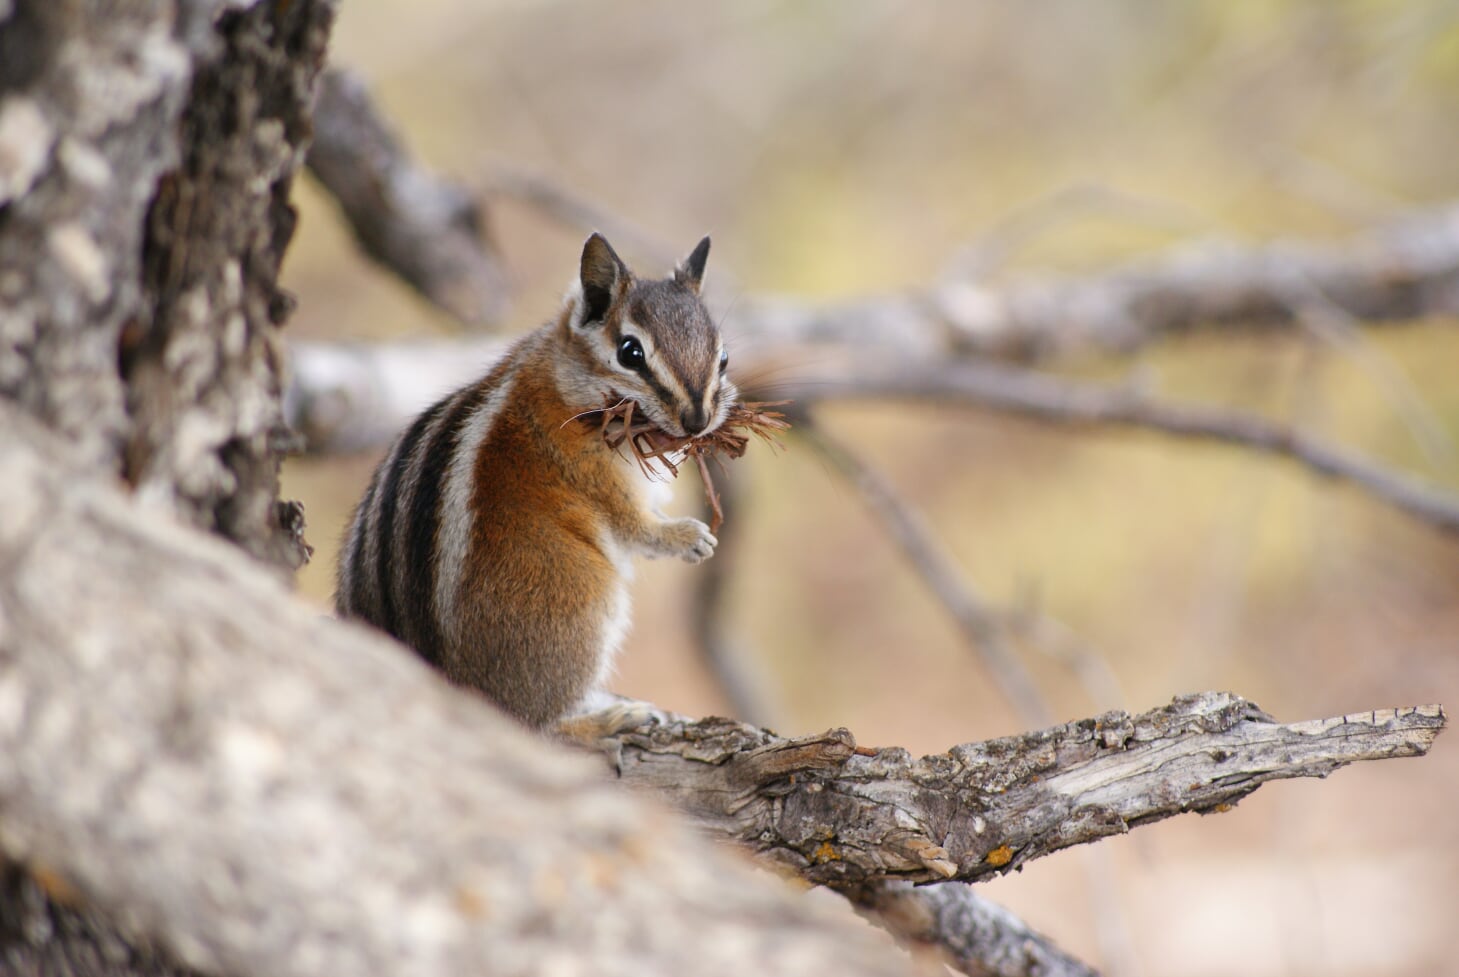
xmin=660 ymin=517 xmax=717 ymax=564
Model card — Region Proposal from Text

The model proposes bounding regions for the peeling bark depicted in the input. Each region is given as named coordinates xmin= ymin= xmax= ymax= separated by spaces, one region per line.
xmin=587 ymin=696 xmax=1444 ymax=887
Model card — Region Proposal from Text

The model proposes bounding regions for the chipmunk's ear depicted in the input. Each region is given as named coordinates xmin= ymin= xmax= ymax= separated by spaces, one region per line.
xmin=578 ymin=232 xmax=629 ymax=326
xmin=673 ymin=235 xmax=711 ymax=294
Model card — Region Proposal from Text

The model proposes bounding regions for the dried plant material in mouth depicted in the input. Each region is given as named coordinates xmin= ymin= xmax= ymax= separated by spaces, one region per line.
xmin=594 ymin=399 xmax=791 ymax=533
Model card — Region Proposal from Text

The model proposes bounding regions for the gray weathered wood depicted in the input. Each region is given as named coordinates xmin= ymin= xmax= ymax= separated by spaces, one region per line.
xmin=0 ymin=0 xmax=328 ymax=572
xmin=587 ymin=695 xmax=1444 ymax=887
xmin=1 ymin=0 xmax=336 ymax=970
xmin=847 ymin=882 xmax=1100 ymax=977
xmin=0 ymin=403 xmax=916 ymax=977
xmin=307 ymin=68 xmax=511 ymax=327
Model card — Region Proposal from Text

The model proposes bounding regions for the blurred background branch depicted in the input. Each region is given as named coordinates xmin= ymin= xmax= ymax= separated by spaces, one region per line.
xmin=848 ymin=882 xmax=1102 ymax=977
xmin=306 ymin=68 xmax=512 ymax=327
xmin=286 ymin=311 xmax=1459 ymax=537
xmin=283 ymin=6 xmax=1459 ymax=974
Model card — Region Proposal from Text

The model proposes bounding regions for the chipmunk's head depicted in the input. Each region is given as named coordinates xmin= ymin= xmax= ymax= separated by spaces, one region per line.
xmin=559 ymin=232 xmax=736 ymax=439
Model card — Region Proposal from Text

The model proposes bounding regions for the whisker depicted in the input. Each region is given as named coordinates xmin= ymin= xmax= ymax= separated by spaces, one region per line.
xmin=559 ymin=396 xmax=632 ymax=430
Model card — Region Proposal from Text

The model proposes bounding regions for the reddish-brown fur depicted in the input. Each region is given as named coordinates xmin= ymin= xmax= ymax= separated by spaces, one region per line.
xmin=448 ymin=339 xmax=638 ymax=725
xmin=336 ymin=233 xmax=729 ymax=727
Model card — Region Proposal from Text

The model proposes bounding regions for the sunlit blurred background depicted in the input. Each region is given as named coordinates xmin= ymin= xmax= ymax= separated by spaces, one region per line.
xmin=281 ymin=3 xmax=1459 ymax=975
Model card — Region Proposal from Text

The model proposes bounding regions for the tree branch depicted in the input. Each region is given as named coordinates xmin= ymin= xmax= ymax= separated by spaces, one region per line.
xmin=780 ymin=360 xmax=1459 ymax=535
xmin=284 ymin=337 xmax=509 ymax=453
xmin=796 ymin=415 xmax=1052 ymax=727
xmin=729 ymin=203 xmax=1459 ymax=361
xmin=285 ymin=339 xmax=1459 ymax=535
xmin=0 ymin=404 xmax=914 ymax=977
xmin=298 ymin=71 xmax=1459 ymax=363
xmin=476 ymin=159 xmax=1459 ymax=361
xmin=306 ymin=68 xmax=512 ymax=327
xmin=595 ymin=693 xmax=1444 ymax=888
xmin=847 ymin=881 xmax=1100 ymax=977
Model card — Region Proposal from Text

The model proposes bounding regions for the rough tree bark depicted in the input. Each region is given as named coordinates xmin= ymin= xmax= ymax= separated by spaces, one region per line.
xmin=0 ymin=0 xmax=333 ymax=971
xmin=584 ymin=697 xmax=1443 ymax=886
xmin=0 ymin=404 xmax=917 ymax=977
xmin=0 ymin=404 xmax=1443 ymax=977
xmin=123 ymin=0 xmax=330 ymax=572
xmin=0 ymin=0 xmax=325 ymax=574
xmin=0 ymin=3 xmax=1450 ymax=975
xmin=1 ymin=0 xmax=191 ymax=473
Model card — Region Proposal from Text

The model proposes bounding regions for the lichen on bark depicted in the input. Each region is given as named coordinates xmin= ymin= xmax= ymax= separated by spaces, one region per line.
xmin=126 ymin=0 xmax=333 ymax=571
xmin=0 ymin=0 xmax=337 ymax=971
xmin=0 ymin=0 xmax=328 ymax=572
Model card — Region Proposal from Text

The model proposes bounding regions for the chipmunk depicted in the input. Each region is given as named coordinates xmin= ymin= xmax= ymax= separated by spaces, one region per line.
xmin=336 ymin=233 xmax=734 ymax=728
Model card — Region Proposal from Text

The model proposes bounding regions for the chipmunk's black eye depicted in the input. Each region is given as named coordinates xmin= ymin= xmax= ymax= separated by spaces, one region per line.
xmin=718 ymin=349 xmax=729 ymax=373
xmin=617 ymin=335 xmax=646 ymax=371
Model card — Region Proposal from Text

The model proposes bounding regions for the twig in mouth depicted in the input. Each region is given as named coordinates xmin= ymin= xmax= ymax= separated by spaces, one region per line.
xmin=592 ymin=400 xmax=792 ymax=532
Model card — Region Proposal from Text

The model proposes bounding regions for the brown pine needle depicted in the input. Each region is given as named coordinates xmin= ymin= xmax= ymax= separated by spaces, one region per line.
xmin=595 ymin=400 xmax=791 ymax=532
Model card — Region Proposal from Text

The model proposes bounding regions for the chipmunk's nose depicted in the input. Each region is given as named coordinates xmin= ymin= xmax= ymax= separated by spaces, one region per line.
xmin=681 ymin=404 xmax=709 ymax=435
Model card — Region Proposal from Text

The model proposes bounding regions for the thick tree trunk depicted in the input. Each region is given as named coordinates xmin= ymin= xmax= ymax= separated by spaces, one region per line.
xmin=1 ymin=0 xmax=332 ymax=971
xmin=0 ymin=0 xmax=325 ymax=573
xmin=123 ymin=0 xmax=330 ymax=571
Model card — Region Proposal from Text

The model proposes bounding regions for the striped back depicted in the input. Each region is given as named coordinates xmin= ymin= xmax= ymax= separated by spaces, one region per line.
xmin=335 ymin=348 xmax=519 ymax=665
xmin=335 ymin=230 xmax=727 ymax=679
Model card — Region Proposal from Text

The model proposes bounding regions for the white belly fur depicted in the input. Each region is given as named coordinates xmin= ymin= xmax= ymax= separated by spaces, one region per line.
xmin=593 ymin=531 xmax=635 ymax=695
xmin=588 ymin=454 xmax=681 ymax=698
